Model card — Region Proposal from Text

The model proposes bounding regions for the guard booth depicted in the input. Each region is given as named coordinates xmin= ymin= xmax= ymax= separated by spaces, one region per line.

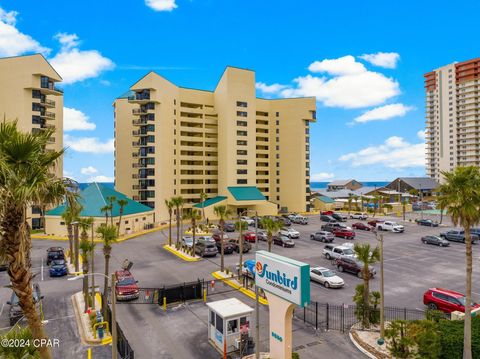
xmin=207 ymin=298 xmax=254 ymax=355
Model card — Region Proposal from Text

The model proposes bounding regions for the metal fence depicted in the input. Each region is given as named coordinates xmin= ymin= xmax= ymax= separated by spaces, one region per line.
xmin=294 ymin=301 xmax=426 ymax=333
xmin=106 ymin=305 xmax=135 ymax=359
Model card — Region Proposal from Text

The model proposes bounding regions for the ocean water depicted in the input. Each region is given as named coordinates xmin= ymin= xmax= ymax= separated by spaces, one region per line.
xmin=311 ymin=181 xmax=390 ymax=190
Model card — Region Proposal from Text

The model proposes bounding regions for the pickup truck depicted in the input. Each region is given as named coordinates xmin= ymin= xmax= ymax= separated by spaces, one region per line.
xmin=440 ymin=230 xmax=479 ymax=244
xmin=376 ymin=221 xmax=404 ymax=233
xmin=332 ymin=213 xmax=348 ymax=222
xmin=321 ymin=223 xmax=352 ymax=232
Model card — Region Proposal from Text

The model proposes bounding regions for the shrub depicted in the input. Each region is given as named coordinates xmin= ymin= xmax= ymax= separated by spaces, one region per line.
xmin=0 ymin=325 xmax=39 ymax=358
xmin=292 ymin=353 xmax=299 ymax=359
xmin=384 ymin=320 xmax=415 ymax=358
xmin=438 ymin=316 xmax=480 ymax=359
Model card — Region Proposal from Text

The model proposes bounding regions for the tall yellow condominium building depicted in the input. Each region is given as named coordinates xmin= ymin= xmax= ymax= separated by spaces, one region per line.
xmin=0 ymin=54 xmax=64 ymax=229
xmin=114 ymin=67 xmax=316 ymax=221
xmin=425 ymin=57 xmax=480 ymax=182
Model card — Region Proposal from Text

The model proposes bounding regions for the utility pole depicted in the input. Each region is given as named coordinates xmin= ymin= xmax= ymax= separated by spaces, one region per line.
xmin=254 ymin=211 xmax=258 ymax=252
xmin=375 ymin=231 xmax=385 ymax=344
xmin=111 ymin=273 xmax=118 ymax=359
xmin=254 ymin=210 xmax=259 ymax=359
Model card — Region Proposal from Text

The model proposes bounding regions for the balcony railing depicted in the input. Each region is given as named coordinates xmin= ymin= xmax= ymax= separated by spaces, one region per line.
xmin=43 ymin=111 xmax=56 ymax=120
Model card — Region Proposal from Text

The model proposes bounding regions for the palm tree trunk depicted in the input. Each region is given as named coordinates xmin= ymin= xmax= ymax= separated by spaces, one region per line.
xmin=91 ymin=225 xmax=95 ymax=303
xmin=192 ymin=217 xmax=196 ymax=258
xmin=83 ymin=259 xmax=89 ymax=313
xmin=176 ymin=209 xmax=180 ymax=247
xmin=105 ymin=213 xmax=108 ymax=225
xmin=220 ymin=221 xmax=224 ymax=272
xmin=268 ymin=234 xmax=272 ymax=252
xmin=74 ymin=224 xmax=79 ymax=272
xmin=102 ymin=252 xmax=110 ymax=320
xmin=168 ymin=213 xmax=172 ymax=246
xmin=3 ymin=210 xmax=51 ymax=359
xmin=117 ymin=212 xmax=123 ymax=237
xmin=464 ymin=226 xmax=473 ymax=359
xmin=67 ymin=224 xmax=74 ymax=264
xmin=363 ymin=266 xmax=370 ymax=328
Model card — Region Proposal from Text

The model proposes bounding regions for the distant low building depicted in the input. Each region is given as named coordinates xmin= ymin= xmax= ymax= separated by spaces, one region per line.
xmin=385 ymin=177 xmax=439 ymax=197
xmin=326 ymin=179 xmax=362 ymax=192
xmin=45 ymin=183 xmax=155 ymax=237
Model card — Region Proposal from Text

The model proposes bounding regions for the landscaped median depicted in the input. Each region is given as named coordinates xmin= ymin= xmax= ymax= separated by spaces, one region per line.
xmin=72 ymin=291 xmax=112 ymax=346
xmin=163 ymin=244 xmax=201 ymax=262
xmin=211 ymin=270 xmax=268 ymax=305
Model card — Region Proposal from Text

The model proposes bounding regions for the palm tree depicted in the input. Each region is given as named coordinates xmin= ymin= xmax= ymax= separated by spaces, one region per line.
xmin=213 ymin=205 xmax=231 ymax=272
xmin=260 ymin=217 xmax=284 ymax=252
xmin=347 ymin=194 xmax=353 ymax=215
xmin=116 ymin=199 xmax=128 ymax=236
xmin=353 ymin=242 xmax=380 ymax=328
xmin=0 ymin=325 xmax=39 ymax=358
xmin=199 ymin=192 xmax=208 ymax=222
xmin=164 ymin=199 xmax=174 ymax=246
xmin=79 ymin=238 xmax=95 ymax=313
xmin=352 ymin=195 xmax=359 ymax=211
xmin=106 ymin=196 xmax=117 ymax=226
xmin=0 ymin=121 xmax=71 ymax=359
xmin=437 ymin=166 xmax=480 ymax=359
xmin=184 ymin=209 xmax=202 ymax=256
xmin=61 ymin=202 xmax=81 ymax=265
xmin=171 ymin=196 xmax=185 ymax=247
xmin=100 ymin=205 xmax=110 ymax=225
xmin=96 ymin=224 xmax=118 ymax=320
xmin=372 ymin=195 xmax=380 ymax=217
xmin=360 ymin=196 xmax=364 ymax=213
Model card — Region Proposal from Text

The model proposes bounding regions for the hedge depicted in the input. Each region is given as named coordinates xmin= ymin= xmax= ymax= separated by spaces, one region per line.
xmin=438 ymin=316 xmax=480 ymax=359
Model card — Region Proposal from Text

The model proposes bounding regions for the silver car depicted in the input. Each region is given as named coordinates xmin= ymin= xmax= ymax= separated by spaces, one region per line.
xmin=310 ymin=231 xmax=334 ymax=243
xmin=310 ymin=267 xmax=344 ymax=288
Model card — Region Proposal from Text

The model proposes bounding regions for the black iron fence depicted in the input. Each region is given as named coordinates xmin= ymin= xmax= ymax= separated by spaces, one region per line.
xmin=294 ymin=301 xmax=426 ymax=333
xmin=106 ymin=305 xmax=135 ymax=359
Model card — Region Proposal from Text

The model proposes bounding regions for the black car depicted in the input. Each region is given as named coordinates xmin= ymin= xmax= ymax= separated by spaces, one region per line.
xmin=320 ymin=215 xmax=336 ymax=222
xmin=224 ymin=222 xmax=236 ymax=232
xmin=46 ymin=247 xmax=65 ymax=265
xmin=229 ymin=239 xmax=251 ymax=253
xmin=8 ymin=283 xmax=43 ymax=326
xmin=335 ymin=257 xmax=375 ymax=278
xmin=421 ymin=235 xmax=450 ymax=247
xmin=278 ymin=217 xmax=291 ymax=226
xmin=273 ymin=235 xmax=295 ymax=248
xmin=416 ymin=219 xmax=439 ymax=227
xmin=215 ymin=239 xmax=235 ymax=254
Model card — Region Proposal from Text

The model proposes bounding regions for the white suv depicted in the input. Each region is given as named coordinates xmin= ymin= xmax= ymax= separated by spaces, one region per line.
xmin=280 ymin=227 xmax=300 ymax=239
xmin=376 ymin=221 xmax=404 ymax=233
xmin=323 ymin=244 xmax=355 ymax=260
xmin=350 ymin=212 xmax=367 ymax=220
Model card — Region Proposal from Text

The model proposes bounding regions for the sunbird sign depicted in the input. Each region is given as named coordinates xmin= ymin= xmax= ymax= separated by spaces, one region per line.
xmin=255 ymin=250 xmax=310 ymax=307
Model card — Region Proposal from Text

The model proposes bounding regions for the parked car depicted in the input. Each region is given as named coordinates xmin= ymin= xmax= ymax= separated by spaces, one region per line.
xmin=49 ymin=259 xmax=67 ymax=277
xmin=257 ymin=231 xmax=268 ymax=241
xmin=323 ymin=244 xmax=355 ymax=260
xmin=243 ymin=231 xmax=257 ymax=243
xmin=310 ymin=231 xmax=334 ymax=243
xmin=376 ymin=221 xmax=404 ymax=233
xmin=291 ymin=215 xmax=308 ymax=225
xmin=421 ymin=235 xmax=450 ymax=247
xmin=332 ymin=213 xmax=348 ymax=222
xmin=195 ymin=241 xmax=218 ymax=257
xmin=230 ymin=238 xmax=252 ymax=253
xmin=197 ymin=236 xmax=215 ymax=243
xmin=224 ymin=222 xmax=236 ymax=232
xmin=352 ymin=222 xmax=371 ymax=231
xmin=212 ymin=232 xmax=230 ymax=242
xmin=215 ymin=239 xmax=235 ymax=254
xmin=8 ymin=283 xmax=43 ymax=326
xmin=416 ymin=219 xmax=439 ymax=227
xmin=320 ymin=222 xmax=342 ymax=232
xmin=423 ymin=288 xmax=480 ymax=313
xmin=181 ymin=236 xmax=193 ymax=248
xmin=310 ymin=267 xmax=345 ymax=288
xmin=335 ymin=257 xmax=376 ymax=278
xmin=440 ymin=230 xmax=479 ymax=244
xmin=287 ymin=213 xmax=299 ymax=221
xmin=277 ymin=217 xmax=291 ymax=226
xmin=114 ymin=270 xmax=140 ymax=301
xmin=280 ymin=227 xmax=300 ymax=239
xmin=320 ymin=215 xmax=336 ymax=222
xmin=273 ymin=235 xmax=295 ymax=248
xmin=350 ymin=213 xmax=368 ymax=220
xmin=46 ymin=247 xmax=65 ymax=265
xmin=332 ymin=228 xmax=355 ymax=239
xmin=368 ymin=219 xmax=383 ymax=227
xmin=321 ymin=211 xmax=334 ymax=216
xmin=240 ymin=216 xmax=254 ymax=226
xmin=338 ymin=223 xmax=352 ymax=231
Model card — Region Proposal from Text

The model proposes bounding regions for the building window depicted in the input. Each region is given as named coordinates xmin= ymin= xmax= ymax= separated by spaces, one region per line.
xmin=237 ymin=150 xmax=247 ymax=156
xmin=237 ymin=111 xmax=248 ymax=117
xmin=276 ymin=120 xmax=279 ymax=125
xmin=237 ymin=140 xmax=247 ymax=146
xmin=237 ymin=160 xmax=247 ymax=165
xmin=237 ymin=169 xmax=247 ymax=174
xmin=276 ymin=112 xmax=279 ymax=117
xmin=237 ymin=121 xmax=247 ymax=127
xmin=237 ymin=179 xmax=247 ymax=184
xmin=237 ymin=131 xmax=247 ymax=136
xmin=236 ymin=101 xmax=247 ymax=108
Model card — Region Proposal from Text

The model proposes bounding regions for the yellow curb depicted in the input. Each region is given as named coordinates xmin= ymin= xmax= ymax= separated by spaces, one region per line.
xmin=101 ymin=336 xmax=112 ymax=345
xmin=163 ymin=245 xmax=201 ymax=262
xmin=211 ymin=271 xmax=268 ymax=306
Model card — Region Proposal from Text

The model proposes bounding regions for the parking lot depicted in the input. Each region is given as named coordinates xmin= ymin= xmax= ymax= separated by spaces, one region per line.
xmin=2 ymin=212 xmax=477 ymax=358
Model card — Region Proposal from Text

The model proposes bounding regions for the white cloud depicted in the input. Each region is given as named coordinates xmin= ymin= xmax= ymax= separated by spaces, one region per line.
xmin=417 ymin=130 xmax=426 ymax=140
xmin=50 ymin=33 xmax=114 ymax=84
xmin=88 ymin=175 xmax=114 ymax=183
xmin=145 ymin=0 xmax=177 ymax=11
xmin=339 ymin=136 xmax=425 ymax=169
xmin=80 ymin=166 xmax=98 ymax=175
xmin=64 ymin=135 xmax=114 ymax=154
xmin=353 ymin=103 xmax=414 ymax=124
xmin=311 ymin=172 xmax=335 ymax=181
xmin=255 ymin=82 xmax=288 ymax=94
xmin=0 ymin=7 xmax=50 ymax=56
xmin=359 ymin=52 xmax=400 ymax=69
xmin=308 ymin=55 xmax=366 ymax=75
xmin=64 ymin=107 xmax=96 ymax=131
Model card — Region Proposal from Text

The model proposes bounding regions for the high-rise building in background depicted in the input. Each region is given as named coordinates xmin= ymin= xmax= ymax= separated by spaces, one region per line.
xmin=114 ymin=67 xmax=316 ymax=221
xmin=0 ymin=54 xmax=64 ymax=229
xmin=425 ymin=58 xmax=480 ymax=182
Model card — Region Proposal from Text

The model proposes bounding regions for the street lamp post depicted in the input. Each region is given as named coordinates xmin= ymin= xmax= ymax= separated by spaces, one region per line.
xmin=374 ymin=230 xmax=385 ymax=344
xmin=69 ymin=273 xmax=117 ymax=359
xmin=72 ymin=221 xmax=80 ymax=272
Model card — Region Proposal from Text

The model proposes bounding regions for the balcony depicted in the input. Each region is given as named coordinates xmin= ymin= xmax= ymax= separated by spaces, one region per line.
xmin=41 ymin=111 xmax=56 ymax=120
xmin=42 ymin=98 xmax=56 ymax=108
xmin=132 ymin=108 xmax=148 ymax=115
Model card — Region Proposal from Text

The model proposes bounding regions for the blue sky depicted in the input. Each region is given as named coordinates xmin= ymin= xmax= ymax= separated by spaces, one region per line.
xmin=1 ymin=0 xmax=479 ymax=183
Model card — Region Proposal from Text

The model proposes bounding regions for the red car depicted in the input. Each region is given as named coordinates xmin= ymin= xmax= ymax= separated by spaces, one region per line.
xmin=332 ymin=228 xmax=355 ymax=239
xmin=368 ymin=219 xmax=383 ymax=227
xmin=423 ymin=288 xmax=480 ymax=313
xmin=352 ymin=222 xmax=371 ymax=231
xmin=321 ymin=211 xmax=334 ymax=216
xmin=212 ymin=232 xmax=229 ymax=242
xmin=114 ymin=270 xmax=139 ymax=301
xmin=243 ymin=231 xmax=257 ymax=243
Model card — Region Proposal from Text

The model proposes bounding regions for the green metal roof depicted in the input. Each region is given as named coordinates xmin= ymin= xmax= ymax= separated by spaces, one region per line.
xmin=193 ymin=196 xmax=227 ymax=208
xmin=227 ymin=186 xmax=266 ymax=201
xmin=46 ymin=183 xmax=153 ymax=217
xmin=318 ymin=196 xmax=335 ymax=203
